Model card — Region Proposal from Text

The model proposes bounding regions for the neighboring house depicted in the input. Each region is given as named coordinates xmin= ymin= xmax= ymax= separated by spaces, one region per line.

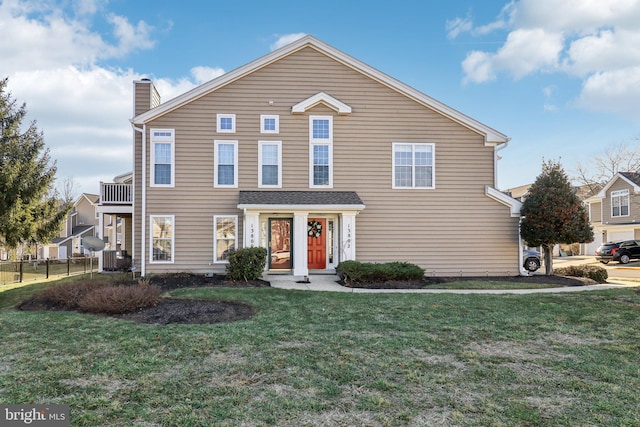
xmin=42 ymin=193 xmax=99 ymax=259
xmin=96 ymin=172 xmax=134 ymax=271
xmin=584 ymin=172 xmax=640 ymax=255
xmin=105 ymin=35 xmax=523 ymax=278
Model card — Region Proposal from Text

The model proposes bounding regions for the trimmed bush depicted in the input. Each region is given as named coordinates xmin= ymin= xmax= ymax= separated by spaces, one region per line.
xmin=554 ymin=264 xmax=608 ymax=283
xmin=226 ymin=247 xmax=268 ymax=281
xmin=77 ymin=282 xmax=161 ymax=314
xmin=336 ymin=261 xmax=425 ymax=284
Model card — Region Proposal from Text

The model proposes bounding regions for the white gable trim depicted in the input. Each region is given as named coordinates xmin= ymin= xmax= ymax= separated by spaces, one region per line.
xmin=485 ymin=186 xmax=522 ymax=217
xmin=596 ymin=173 xmax=640 ymax=198
xmin=292 ymin=92 xmax=352 ymax=115
xmin=132 ymin=35 xmax=508 ymax=144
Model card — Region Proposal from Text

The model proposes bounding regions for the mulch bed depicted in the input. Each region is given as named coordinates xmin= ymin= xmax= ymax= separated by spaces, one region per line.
xmin=17 ymin=273 xmax=591 ymax=325
xmin=342 ymin=274 xmax=594 ymax=289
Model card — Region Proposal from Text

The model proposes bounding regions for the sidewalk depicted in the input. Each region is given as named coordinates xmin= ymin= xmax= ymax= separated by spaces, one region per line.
xmin=266 ymin=274 xmax=640 ymax=294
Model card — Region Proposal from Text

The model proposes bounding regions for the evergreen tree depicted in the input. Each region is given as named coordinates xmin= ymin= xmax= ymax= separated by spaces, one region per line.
xmin=0 ymin=78 xmax=70 ymax=255
xmin=521 ymin=159 xmax=594 ymax=275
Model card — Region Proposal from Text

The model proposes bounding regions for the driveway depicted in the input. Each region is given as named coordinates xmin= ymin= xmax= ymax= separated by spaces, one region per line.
xmin=551 ymin=256 xmax=640 ymax=280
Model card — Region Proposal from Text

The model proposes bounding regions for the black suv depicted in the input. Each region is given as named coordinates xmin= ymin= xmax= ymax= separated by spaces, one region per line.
xmin=596 ymin=240 xmax=640 ymax=264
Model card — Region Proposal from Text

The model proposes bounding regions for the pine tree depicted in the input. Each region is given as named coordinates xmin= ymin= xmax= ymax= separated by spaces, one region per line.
xmin=521 ymin=159 xmax=594 ymax=275
xmin=0 ymin=78 xmax=70 ymax=255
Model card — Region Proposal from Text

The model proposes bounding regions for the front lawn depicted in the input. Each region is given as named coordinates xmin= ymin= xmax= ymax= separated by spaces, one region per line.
xmin=1 ymin=277 xmax=639 ymax=426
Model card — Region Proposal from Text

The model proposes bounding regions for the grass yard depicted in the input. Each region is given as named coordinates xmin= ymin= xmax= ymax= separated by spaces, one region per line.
xmin=1 ymin=277 xmax=640 ymax=426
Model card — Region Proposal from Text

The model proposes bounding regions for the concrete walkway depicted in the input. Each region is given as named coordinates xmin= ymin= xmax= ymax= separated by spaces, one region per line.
xmin=266 ymin=274 xmax=640 ymax=294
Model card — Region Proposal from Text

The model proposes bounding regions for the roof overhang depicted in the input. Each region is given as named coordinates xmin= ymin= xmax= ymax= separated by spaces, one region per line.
xmin=237 ymin=190 xmax=365 ymax=212
xmin=131 ymin=35 xmax=509 ymax=145
xmin=485 ymin=186 xmax=522 ymax=217
xmin=596 ymin=172 xmax=640 ymax=198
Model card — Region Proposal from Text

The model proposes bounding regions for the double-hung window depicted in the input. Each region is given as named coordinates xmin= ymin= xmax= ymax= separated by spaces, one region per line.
xmin=611 ymin=189 xmax=630 ymax=217
xmin=392 ymin=143 xmax=435 ymax=189
xmin=309 ymin=115 xmax=333 ymax=188
xmin=260 ymin=115 xmax=279 ymax=134
xmin=150 ymin=215 xmax=174 ymax=263
xmin=258 ymin=141 xmax=282 ymax=188
xmin=214 ymin=215 xmax=237 ymax=262
xmin=217 ymin=114 xmax=236 ymax=133
xmin=150 ymin=129 xmax=175 ymax=187
xmin=214 ymin=140 xmax=238 ymax=188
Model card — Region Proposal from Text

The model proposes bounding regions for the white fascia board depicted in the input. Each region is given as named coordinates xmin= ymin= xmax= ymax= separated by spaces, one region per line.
xmin=132 ymin=35 xmax=508 ymax=144
xmin=132 ymin=36 xmax=318 ymax=125
xmin=485 ymin=186 xmax=522 ymax=217
xmin=238 ymin=204 xmax=365 ymax=213
xmin=596 ymin=173 xmax=640 ymax=198
xmin=292 ymin=91 xmax=352 ymax=115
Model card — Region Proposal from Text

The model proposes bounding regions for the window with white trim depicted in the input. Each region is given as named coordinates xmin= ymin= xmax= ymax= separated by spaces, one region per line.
xmin=214 ymin=140 xmax=238 ymax=187
xmin=217 ymin=114 xmax=236 ymax=133
xmin=309 ymin=115 xmax=333 ymax=188
xmin=150 ymin=215 xmax=174 ymax=263
xmin=258 ymin=141 xmax=282 ymax=188
xmin=392 ymin=143 xmax=435 ymax=189
xmin=611 ymin=189 xmax=629 ymax=217
xmin=214 ymin=215 xmax=237 ymax=262
xmin=260 ymin=115 xmax=279 ymax=134
xmin=150 ymin=129 xmax=175 ymax=186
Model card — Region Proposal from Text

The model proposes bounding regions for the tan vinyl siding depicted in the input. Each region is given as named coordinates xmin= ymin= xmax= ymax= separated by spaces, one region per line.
xmin=602 ymin=179 xmax=640 ymax=224
xmin=590 ymin=201 xmax=602 ymax=223
xmin=137 ymin=46 xmax=518 ymax=275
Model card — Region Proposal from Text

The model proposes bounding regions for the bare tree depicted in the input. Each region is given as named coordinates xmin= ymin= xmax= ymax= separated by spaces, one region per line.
xmin=573 ymin=140 xmax=640 ymax=195
xmin=59 ymin=176 xmax=79 ymax=203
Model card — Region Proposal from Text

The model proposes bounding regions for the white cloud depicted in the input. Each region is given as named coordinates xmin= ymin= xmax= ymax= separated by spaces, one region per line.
xmin=576 ymin=66 xmax=640 ymax=121
xmin=270 ymin=33 xmax=307 ymax=51
xmin=0 ymin=1 xmax=217 ymax=194
xmin=452 ymin=0 xmax=640 ymax=121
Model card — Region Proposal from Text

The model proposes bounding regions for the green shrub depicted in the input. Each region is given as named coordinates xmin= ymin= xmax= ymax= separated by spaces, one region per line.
xmin=226 ymin=247 xmax=268 ymax=281
xmin=554 ymin=264 xmax=608 ymax=283
xmin=77 ymin=281 xmax=161 ymax=314
xmin=336 ymin=261 xmax=425 ymax=284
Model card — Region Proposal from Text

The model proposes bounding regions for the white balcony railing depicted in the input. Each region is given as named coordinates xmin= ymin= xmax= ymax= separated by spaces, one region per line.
xmin=100 ymin=182 xmax=132 ymax=205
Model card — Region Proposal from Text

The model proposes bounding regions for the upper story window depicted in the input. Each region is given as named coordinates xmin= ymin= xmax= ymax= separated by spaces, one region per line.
xmin=150 ymin=129 xmax=175 ymax=187
xmin=217 ymin=114 xmax=236 ymax=133
xmin=260 ymin=115 xmax=279 ymax=134
xmin=392 ymin=143 xmax=435 ymax=189
xmin=150 ymin=215 xmax=174 ymax=263
xmin=214 ymin=140 xmax=238 ymax=188
xmin=258 ymin=141 xmax=282 ymax=188
xmin=611 ymin=189 xmax=630 ymax=217
xmin=309 ymin=115 xmax=333 ymax=188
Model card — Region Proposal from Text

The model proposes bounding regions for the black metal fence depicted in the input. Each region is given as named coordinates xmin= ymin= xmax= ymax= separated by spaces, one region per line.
xmin=0 ymin=257 xmax=99 ymax=286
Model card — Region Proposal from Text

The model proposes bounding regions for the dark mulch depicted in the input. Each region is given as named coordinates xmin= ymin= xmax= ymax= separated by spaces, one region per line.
xmin=341 ymin=274 xmax=594 ymax=289
xmin=17 ymin=273 xmax=591 ymax=325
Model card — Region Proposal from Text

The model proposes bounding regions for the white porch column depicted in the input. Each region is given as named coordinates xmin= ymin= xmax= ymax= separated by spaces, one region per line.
xmin=341 ymin=213 xmax=357 ymax=261
xmin=97 ymin=212 xmax=104 ymax=272
xmin=243 ymin=211 xmax=260 ymax=248
xmin=293 ymin=212 xmax=309 ymax=277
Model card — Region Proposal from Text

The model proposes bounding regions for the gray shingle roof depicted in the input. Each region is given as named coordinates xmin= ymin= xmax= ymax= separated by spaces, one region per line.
xmin=620 ymin=172 xmax=640 ymax=186
xmin=238 ymin=191 xmax=364 ymax=206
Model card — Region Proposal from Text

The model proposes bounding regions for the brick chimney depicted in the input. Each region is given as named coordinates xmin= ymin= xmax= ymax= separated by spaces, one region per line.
xmin=133 ymin=78 xmax=160 ymax=117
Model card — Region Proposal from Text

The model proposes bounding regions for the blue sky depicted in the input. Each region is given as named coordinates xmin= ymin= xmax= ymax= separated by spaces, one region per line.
xmin=2 ymin=0 xmax=639 ymax=195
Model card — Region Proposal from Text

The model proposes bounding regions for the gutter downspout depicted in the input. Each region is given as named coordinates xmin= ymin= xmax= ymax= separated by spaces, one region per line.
xmin=494 ymin=137 xmax=510 ymax=189
xmin=131 ymin=122 xmax=146 ymax=277
xmin=494 ymin=137 xmax=526 ymax=275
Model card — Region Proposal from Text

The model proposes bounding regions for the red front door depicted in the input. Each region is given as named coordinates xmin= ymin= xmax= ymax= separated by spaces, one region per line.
xmin=307 ymin=218 xmax=326 ymax=270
